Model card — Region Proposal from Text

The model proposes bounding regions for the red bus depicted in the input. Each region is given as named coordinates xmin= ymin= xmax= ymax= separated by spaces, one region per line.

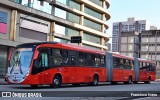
xmin=6 ymin=42 xmax=156 ymax=87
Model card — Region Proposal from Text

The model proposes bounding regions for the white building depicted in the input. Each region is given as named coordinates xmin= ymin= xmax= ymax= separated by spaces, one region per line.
xmin=141 ymin=30 xmax=160 ymax=67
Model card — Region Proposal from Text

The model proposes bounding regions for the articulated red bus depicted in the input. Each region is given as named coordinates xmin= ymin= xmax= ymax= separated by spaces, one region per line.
xmin=6 ymin=42 xmax=156 ymax=87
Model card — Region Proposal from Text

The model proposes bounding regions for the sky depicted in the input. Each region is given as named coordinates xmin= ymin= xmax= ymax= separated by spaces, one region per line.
xmin=107 ymin=0 xmax=160 ymax=43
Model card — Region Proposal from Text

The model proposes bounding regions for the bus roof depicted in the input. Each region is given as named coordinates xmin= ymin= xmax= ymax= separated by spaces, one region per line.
xmin=16 ymin=42 xmax=58 ymax=48
xmin=17 ymin=42 xmax=106 ymax=55
xmin=112 ymin=52 xmax=134 ymax=60
xmin=138 ymin=58 xmax=155 ymax=63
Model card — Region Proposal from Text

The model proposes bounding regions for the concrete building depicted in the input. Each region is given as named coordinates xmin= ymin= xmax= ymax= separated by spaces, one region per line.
xmin=106 ymin=43 xmax=111 ymax=51
xmin=112 ymin=17 xmax=150 ymax=52
xmin=120 ymin=31 xmax=140 ymax=58
xmin=150 ymin=26 xmax=157 ymax=30
xmin=0 ymin=0 xmax=111 ymax=78
xmin=141 ymin=30 xmax=160 ymax=67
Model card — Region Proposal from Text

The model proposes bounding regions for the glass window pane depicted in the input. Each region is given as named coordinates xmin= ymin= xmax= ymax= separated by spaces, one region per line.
xmin=84 ymin=6 xmax=102 ymax=19
xmin=57 ymin=0 xmax=80 ymax=10
xmin=84 ymin=18 xmax=101 ymax=31
xmin=41 ymin=53 xmax=48 ymax=67
xmin=89 ymin=0 xmax=102 ymax=7
xmin=55 ymin=24 xmax=79 ymax=36
xmin=83 ymin=32 xmax=100 ymax=44
xmin=55 ymin=8 xmax=80 ymax=24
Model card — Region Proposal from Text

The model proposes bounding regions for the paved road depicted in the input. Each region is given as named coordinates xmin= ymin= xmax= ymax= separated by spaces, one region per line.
xmin=0 ymin=81 xmax=160 ymax=100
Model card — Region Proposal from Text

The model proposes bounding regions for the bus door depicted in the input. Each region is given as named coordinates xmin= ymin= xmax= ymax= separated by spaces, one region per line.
xmin=68 ymin=51 xmax=78 ymax=83
xmin=112 ymin=58 xmax=123 ymax=81
xmin=122 ymin=60 xmax=133 ymax=81
xmin=139 ymin=62 xmax=147 ymax=81
xmin=36 ymin=48 xmax=50 ymax=84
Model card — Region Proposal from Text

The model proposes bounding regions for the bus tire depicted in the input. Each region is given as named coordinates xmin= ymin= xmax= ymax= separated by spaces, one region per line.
xmin=51 ymin=75 xmax=62 ymax=88
xmin=90 ymin=75 xmax=99 ymax=86
xmin=30 ymin=85 xmax=38 ymax=88
xmin=145 ymin=77 xmax=151 ymax=84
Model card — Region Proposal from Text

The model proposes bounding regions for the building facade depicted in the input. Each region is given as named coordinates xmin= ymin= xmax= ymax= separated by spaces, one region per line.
xmin=112 ymin=17 xmax=150 ymax=52
xmin=106 ymin=43 xmax=111 ymax=51
xmin=0 ymin=0 xmax=111 ymax=78
xmin=120 ymin=32 xmax=140 ymax=58
xmin=141 ymin=30 xmax=160 ymax=67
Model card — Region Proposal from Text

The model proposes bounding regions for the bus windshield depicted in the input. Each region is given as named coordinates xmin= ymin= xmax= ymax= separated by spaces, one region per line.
xmin=9 ymin=48 xmax=34 ymax=74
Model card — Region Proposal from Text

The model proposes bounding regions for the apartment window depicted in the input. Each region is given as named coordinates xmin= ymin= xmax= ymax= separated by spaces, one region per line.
xmin=31 ymin=0 xmax=52 ymax=14
xmin=84 ymin=18 xmax=101 ymax=31
xmin=89 ymin=0 xmax=102 ymax=7
xmin=83 ymin=32 xmax=101 ymax=44
xmin=55 ymin=8 xmax=80 ymax=24
xmin=55 ymin=24 xmax=79 ymax=36
xmin=84 ymin=6 xmax=102 ymax=19
xmin=56 ymin=0 xmax=80 ymax=10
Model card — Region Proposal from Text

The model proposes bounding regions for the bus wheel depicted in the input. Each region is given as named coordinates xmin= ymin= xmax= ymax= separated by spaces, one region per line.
xmin=51 ymin=75 xmax=62 ymax=88
xmin=30 ymin=85 xmax=38 ymax=88
xmin=145 ymin=77 xmax=151 ymax=84
xmin=91 ymin=75 xmax=99 ymax=86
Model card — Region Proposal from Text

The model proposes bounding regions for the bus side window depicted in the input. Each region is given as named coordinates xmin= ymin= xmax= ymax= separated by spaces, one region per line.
xmin=113 ymin=57 xmax=119 ymax=68
xmin=41 ymin=53 xmax=48 ymax=67
xmin=140 ymin=62 xmax=143 ymax=70
xmin=78 ymin=52 xmax=85 ymax=66
xmin=91 ymin=54 xmax=95 ymax=66
xmin=125 ymin=60 xmax=130 ymax=69
xmin=95 ymin=55 xmax=100 ymax=67
xmin=32 ymin=48 xmax=49 ymax=74
xmin=151 ymin=63 xmax=156 ymax=71
xmin=119 ymin=59 xmax=124 ymax=69
xmin=100 ymin=55 xmax=105 ymax=67
xmin=62 ymin=50 xmax=68 ymax=65
xmin=148 ymin=63 xmax=151 ymax=71
xmin=49 ymin=49 xmax=62 ymax=66
xmin=85 ymin=53 xmax=92 ymax=66
xmin=130 ymin=60 xmax=134 ymax=70
xmin=68 ymin=51 xmax=77 ymax=65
